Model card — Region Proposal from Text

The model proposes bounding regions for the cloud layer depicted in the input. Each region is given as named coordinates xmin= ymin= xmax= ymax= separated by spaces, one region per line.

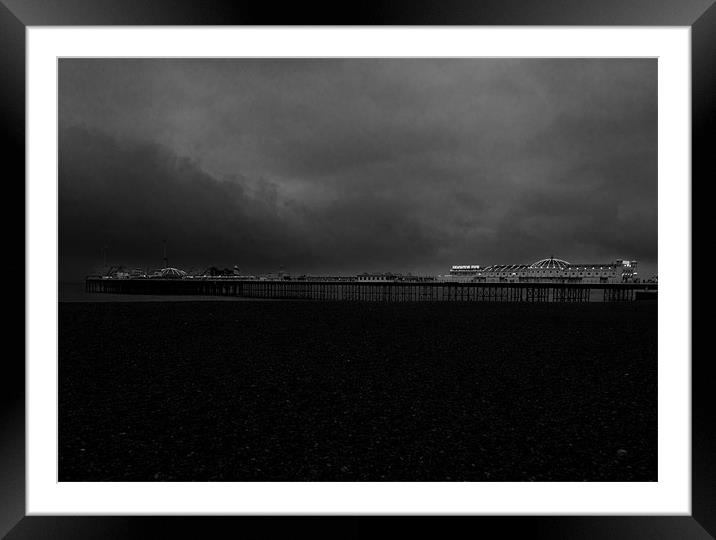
xmin=59 ymin=59 xmax=657 ymax=279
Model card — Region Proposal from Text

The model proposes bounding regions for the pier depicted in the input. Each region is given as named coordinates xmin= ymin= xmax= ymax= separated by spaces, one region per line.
xmin=85 ymin=278 xmax=656 ymax=303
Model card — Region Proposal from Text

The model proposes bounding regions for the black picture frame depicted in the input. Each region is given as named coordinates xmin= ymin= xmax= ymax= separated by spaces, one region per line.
xmin=4 ymin=1 xmax=709 ymax=538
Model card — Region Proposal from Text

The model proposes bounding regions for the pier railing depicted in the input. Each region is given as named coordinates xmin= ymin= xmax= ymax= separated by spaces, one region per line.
xmin=85 ymin=278 xmax=657 ymax=303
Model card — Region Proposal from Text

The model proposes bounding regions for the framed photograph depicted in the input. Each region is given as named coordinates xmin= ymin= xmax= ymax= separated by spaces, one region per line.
xmin=6 ymin=1 xmax=708 ymax=538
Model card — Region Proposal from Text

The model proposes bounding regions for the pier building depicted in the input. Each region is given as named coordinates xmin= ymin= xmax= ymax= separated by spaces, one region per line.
xmin=448 ymin=257 xmax=638 ymax=283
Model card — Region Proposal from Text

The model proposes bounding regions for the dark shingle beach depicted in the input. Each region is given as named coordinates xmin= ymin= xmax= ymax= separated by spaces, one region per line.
xmin=59 ymin=300 xmax=657 ymax=481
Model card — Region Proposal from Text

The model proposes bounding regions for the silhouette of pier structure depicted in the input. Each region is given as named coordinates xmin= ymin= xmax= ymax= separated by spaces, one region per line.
xmin=85 ymin=278 xmax=656 ymax=302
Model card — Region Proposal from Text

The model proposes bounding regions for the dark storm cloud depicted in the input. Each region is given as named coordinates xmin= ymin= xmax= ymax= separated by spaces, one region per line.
xmin=58 ymin=125 xmax=443 ymax=277
xmin=59 ymin=58 xmax=657 ymax=280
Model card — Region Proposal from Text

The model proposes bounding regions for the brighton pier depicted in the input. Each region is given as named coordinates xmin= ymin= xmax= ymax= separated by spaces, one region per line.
xmin=85 ymin=256 xmax=656 ymax=302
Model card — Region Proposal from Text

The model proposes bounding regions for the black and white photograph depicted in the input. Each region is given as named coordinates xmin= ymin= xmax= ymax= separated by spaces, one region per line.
xmin=58 ymin=57 xmax=658 ymax=483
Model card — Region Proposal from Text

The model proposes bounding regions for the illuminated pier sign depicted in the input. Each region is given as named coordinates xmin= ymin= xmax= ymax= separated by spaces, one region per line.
xmin=451 ymin=265 xmax=481 ymax=272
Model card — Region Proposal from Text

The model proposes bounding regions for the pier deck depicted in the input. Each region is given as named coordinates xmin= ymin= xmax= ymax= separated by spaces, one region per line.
xmin=85 ymin=278 xmax=657 ymax=302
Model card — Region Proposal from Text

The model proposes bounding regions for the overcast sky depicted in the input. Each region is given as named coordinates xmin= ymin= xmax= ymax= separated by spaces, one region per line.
xmin=59 ymin=58 xmax=657 ymax=280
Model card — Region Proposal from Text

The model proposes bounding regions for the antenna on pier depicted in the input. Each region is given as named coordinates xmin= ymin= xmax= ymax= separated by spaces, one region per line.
xmin=102 ymin=245 xmax=108 ymax=268
xmin=163 ymin=240 xmax=168 ymax=268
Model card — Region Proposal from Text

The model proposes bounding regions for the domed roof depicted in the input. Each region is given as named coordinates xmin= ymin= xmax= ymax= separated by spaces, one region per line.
xmin=160 ymin=267 xmax=187 ymax=277
xmin=530 ymin=257 xmax=570 ymax=270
